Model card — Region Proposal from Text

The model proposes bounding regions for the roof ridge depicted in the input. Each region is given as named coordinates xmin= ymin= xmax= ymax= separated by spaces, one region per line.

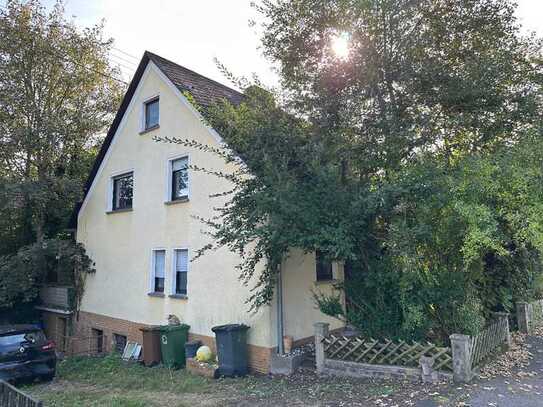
xmin=144 ymin=50 xmax=244 ymax=98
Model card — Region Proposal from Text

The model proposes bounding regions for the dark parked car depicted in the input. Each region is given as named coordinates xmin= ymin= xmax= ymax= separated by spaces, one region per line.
xmin=0 ymin=325 xmax=56 ymax=382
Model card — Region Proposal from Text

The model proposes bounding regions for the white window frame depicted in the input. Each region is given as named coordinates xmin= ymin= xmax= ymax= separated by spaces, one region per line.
xmin=165 ymin=154 xmax=190 ymax=203
xmin=171 ymin=247 xmax=190 ymax=296
xmin=106 ymin=169 xmax=135 ymax=212
xmin=149 ymin=248 xmax=167 ymax=294
xmin=140 ymin=94 xmax=160 ymax=132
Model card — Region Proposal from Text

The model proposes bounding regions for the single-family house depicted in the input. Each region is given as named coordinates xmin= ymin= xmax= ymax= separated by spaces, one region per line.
xmin=45 ymin=51 xmax=344 ymax=373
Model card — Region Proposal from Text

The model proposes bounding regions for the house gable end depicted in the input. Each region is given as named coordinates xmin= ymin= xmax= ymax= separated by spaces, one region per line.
xmin=75 ymin=53 xmax=239 ymax=227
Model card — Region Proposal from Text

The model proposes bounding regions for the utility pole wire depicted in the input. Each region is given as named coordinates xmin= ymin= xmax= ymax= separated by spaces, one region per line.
xmin=109 ymin=52 xmax=138 ymax=67
xmin=112 ymin=47 xmax=139 ymax=61
xmin=0 ymin=2 xmax=131 ymax=85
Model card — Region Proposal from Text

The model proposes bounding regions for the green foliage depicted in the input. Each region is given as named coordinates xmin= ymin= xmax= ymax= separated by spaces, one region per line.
xmin=0 ymin=0 xmax=123 ymax=244
xmin=317 ymin=132 xmax=543 ymax=341
xmin=0 ymin=238 xmax=95 ymax=310
xmin=0 ymin=0 xmax=121 ymax=314
xmin=159 ymin=0 xmax=543 ymax=342
xmin=257 ymin=0 xmax=542 ymax=171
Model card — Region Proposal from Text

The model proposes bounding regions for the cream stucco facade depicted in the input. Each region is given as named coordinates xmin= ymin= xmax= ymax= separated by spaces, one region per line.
xmin=76 ymin=58 xmax=343 ymax=366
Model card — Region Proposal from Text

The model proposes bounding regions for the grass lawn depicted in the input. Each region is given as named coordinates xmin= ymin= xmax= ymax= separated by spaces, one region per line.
xmin=22 ymin=354 xmax=463 ymax=406
xmin=23 ymin=354 xmax=215 ymax=406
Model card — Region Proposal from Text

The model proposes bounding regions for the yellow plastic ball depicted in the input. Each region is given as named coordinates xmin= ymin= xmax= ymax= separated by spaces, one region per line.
xmin=196 ymin=345 xmax=212 ymax=362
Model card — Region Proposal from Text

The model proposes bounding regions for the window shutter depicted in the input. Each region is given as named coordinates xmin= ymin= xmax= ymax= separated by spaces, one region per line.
xmin=154 ymin=250 xmax=165 ymax=278
xmin=175 ymin=249 xmax=188 ymax=273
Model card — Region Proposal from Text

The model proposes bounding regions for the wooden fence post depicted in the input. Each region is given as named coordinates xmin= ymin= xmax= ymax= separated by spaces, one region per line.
xmin=491 ymin=312 xmax=511 ymax=348
xmin=450 ymin=334 xmax=473 ymax=383
xmin=516 ymin=302 xmax=531 ymax=334
xmin=314 ymin=322 xmax=329 ymax=375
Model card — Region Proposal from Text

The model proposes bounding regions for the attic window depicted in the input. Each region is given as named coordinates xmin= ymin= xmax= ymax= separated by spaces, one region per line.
xmin=144 ymin=97 xmax=159 ymax=130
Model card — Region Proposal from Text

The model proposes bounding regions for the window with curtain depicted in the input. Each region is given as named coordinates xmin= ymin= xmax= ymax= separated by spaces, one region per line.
xmin=171 ymin=157 xmax=189 ymax=201
xmin=152 ymin=250 xmax=165 ymax=293
xmin=174 ymin=249 xmax=188 ymax=295
xmin=316 ymin=250 xmax=333 ymax=282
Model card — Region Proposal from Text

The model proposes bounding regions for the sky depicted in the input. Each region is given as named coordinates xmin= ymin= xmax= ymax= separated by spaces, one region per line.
xmin=40 ymin=0 xmax=543 ymax=89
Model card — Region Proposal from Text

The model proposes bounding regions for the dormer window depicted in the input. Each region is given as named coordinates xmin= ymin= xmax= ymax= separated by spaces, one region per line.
xmin=144 ymin=97 xmax=159 ymax=130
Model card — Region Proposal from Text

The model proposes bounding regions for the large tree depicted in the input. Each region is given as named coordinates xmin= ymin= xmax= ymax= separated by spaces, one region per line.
xmin=0 ymin=0 xmax=122 ymax=312
xmin=0 ymin=0 xmax=123 ymax=248
xmin=258 ymin=0 xmax=542 ymax=173
xmin=163 ymin=0 xmax=543 ymax=340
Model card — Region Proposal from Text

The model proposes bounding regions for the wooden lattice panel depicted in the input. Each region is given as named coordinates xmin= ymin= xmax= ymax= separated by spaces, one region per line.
xmin=322 ymin=334 xmax=453 ymax=372
xmin=470 ymin=316 xmax=508 ymax=368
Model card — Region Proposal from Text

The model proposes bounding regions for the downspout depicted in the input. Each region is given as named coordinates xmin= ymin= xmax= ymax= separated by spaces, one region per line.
xmin=276 ymin=263 xmax=284 ymax=355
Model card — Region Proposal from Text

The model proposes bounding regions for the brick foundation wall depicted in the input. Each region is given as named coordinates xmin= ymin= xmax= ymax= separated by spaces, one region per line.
xmin=73 ymin=311 xmax=149 ymax=354
xmin=73 ymin=311 xmax=272 ymax=373
xmin=188 ymin=332 xmax=271 ymax=374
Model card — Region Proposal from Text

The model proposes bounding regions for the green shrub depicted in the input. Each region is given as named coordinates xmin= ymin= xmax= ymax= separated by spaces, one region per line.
xmin=317 ymin=131 xmax=543 ymax=343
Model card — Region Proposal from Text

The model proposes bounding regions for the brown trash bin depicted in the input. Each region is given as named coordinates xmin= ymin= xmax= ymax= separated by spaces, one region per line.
xmin=140 ymin=326 xmax=162 ymax=366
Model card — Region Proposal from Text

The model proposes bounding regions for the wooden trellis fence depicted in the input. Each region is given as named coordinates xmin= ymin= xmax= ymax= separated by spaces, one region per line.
xmin=315 ymin=314 xmax=510 ymax=384
xmin=470 ymin=315 xmax=510 ymax=368
xmin=0 ymin=380 xmax=42 ymax=407
xmin=322 ymin=334 xmax=453 ymax=372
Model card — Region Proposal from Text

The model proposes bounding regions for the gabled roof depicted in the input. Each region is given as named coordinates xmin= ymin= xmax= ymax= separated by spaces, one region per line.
xmin=69 ymin=51 xmax=244 ymax=228
xmin=148 ymin=52 xmax=244 ymax=108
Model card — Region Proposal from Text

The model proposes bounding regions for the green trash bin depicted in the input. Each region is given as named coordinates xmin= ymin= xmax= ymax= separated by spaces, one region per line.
xmin=159 ymin=324 xmax=190 ymax=369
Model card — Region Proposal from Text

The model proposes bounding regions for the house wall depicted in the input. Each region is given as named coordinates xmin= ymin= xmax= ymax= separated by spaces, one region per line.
xmin=76 ymin=60 xmax=342 ymax=372
xmin=76 ymin=62 xmax=274 ymax=368
xmin=276 ymin=249 xmax=345 ymax=346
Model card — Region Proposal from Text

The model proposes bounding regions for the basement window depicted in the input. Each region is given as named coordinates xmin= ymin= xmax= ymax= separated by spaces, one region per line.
xmin=92 ymin=328 xmax=104 ymax=353
xmin=113 ymin=334 xmax=127 ymax=353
